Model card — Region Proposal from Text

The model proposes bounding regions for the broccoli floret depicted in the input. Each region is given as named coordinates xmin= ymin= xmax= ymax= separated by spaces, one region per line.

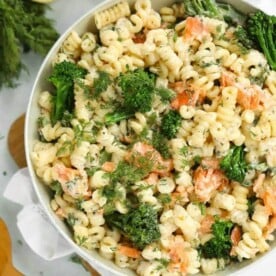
xmin=160 ymin=110 xmax=182 ymax=139
xmin=104 ymin=68 xmax=156 ymax=124
xmin=233 ymin=25 xmax=254 ymax=51
xmin=183 ymin=0 xmax=221 ymax=19
xmin=183 ymin=0 xmax=245 ymax=25
xmin=105 ymin=204 xmax=161 ymax=249
xmin=48 ymin=61 xmax=87 ymax=124
xmin=220 ymin=145 xmax=248 ymax=183
xmin=247 ymin=11 xmax=276 ymax=70
xmin=117 ymin=68 xmax=156 ymax=113
xmin=200 ymin=218 xmax=233 ymax=259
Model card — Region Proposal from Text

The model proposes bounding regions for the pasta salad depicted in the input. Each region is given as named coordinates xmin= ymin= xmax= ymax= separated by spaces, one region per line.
xmin=31 ymin=0 xmax=276 ymax=275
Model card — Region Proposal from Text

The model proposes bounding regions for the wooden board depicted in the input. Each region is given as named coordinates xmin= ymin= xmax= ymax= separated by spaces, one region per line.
xmin=4 ymin=114 xmax=100 ymax=276
xmin=0 ymin=219 xmax=22 ymax=276
xmin=8 ymin=114 xmax=27 ymax=168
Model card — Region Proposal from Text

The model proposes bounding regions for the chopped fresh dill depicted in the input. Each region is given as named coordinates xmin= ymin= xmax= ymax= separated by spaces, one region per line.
xmin=75 ymin=235 xmax=88 ymax=246
xmin=50 ymin=181 xmax=63 ymax=195
xmin=155 ymin=258 xmax=170 ymax=271
xmin=75 ymin=198 xmax=85 ymax=211
xmin=93 ymin=71 xmax=112 ymax=97
xmin=155 ymin=87 xmax=175 ymax=103
xmin=56 ymin=141 xmax=74 ymax=157
xmin=157 ymin=194 xmax=172 ymax=205
xmin=66 ymin=213 xmax=77 ymax=227
xmin=152 ymin=132 xmax=171 ymax=159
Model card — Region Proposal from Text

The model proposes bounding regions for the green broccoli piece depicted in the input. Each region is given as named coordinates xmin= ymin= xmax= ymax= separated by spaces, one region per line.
xmin=247 ymin=11 xmax=276 ymax=70
xmin=183 ymin=0 xmax=245 ymax=26
xmin=220 ymin=145 xmax=248 ymax=183
xmin=117 ymin=68 xmax=156 ymax=113
xmin=200 ymin=218 xmax=233 ymax=259
xmin=105 ymin=204 xmax=161 ymax=249
xmin=183 ymin=0 xmax=221 ymax=19
xmin=48 ymin=61 xmax=87 ymax=124
xmin=104 ymin=110 xmax=132 ymax=125
xmin=232 ymin=24 xmax=270 ymax=84
xmin=160 ymin=110 xmax=182 ymax=139
xmin=104 ymin=68 xmax=156 ymax=124
xmin=233 ymin=25 xmax=254 ymax=51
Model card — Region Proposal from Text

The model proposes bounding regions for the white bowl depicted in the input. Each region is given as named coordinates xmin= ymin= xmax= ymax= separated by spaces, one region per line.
xmin=25 ymin=0 xmax=275 ymax=275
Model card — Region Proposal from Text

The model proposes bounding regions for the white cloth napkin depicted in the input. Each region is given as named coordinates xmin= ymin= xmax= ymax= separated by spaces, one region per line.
xmin=3 ymin=168 xmax=75 ymax=261
xmin=4 ymin=168 xmax=108 ymax=275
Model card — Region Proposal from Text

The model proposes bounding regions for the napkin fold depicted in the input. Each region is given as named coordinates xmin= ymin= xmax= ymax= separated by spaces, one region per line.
xmin=3 ymin=168 xmax=74 ymax=261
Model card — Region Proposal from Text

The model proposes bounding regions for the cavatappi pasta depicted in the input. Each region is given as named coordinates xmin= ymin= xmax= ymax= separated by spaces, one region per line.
xmin=31 ymin=0 xmax=276 ymax=275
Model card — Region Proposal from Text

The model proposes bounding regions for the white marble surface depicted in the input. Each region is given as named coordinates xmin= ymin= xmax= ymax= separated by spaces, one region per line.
xmin=0 ymin=0 xmax=275 ymax=275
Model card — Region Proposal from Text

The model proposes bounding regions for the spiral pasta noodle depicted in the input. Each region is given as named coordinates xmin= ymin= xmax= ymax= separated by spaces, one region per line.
xmin=94 ymin=1 xmax=131 ymax=29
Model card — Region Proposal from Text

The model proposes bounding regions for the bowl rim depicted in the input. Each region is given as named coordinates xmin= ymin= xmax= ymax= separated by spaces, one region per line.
xmin=24 ymin=0 xmax=275 ymax=275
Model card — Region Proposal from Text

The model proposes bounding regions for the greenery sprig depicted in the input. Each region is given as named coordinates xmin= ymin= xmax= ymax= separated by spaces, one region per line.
xmin=0 ymin=0 xmax=58 ymax=88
